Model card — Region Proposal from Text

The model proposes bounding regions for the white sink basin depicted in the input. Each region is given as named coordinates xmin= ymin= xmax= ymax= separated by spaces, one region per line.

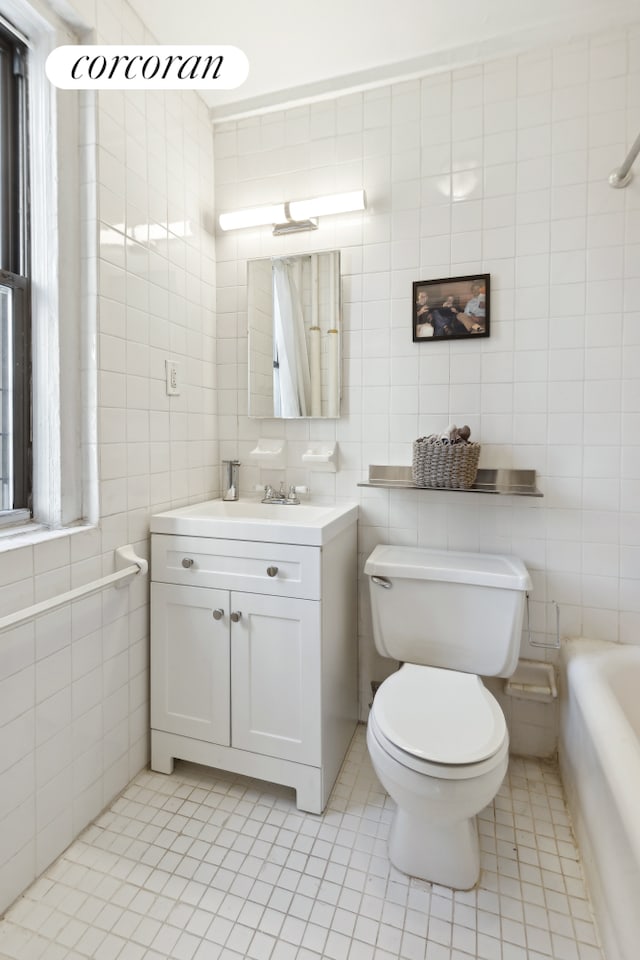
xmin=150 ymin=498 xmax=358 ymax=546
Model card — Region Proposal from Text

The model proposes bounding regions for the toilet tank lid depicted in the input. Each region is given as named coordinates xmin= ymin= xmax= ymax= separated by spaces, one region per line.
xmin=364 ymin=545 xmax=532 ymax=591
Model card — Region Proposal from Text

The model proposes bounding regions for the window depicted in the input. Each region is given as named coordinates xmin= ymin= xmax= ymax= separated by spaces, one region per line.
xmin=0 ymin=22 xmax=30 ymax=523
xmin=0 ymin=0 xmax=96 ymax=539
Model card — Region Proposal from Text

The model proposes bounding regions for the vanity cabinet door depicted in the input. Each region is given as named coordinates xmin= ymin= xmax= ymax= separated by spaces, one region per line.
xmin=230 ymin=592 xmax=321 ymax=765
xmin=151 ymin=582 xmax=230 ymax=746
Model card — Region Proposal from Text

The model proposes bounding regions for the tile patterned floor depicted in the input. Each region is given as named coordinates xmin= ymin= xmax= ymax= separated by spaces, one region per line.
xmin=0 ymin=726 xmax=604 ymax=960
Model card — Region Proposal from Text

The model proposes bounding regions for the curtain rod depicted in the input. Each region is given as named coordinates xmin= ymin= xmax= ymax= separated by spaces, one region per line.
xmin=609 ymin=131 xmax=640 ymax=188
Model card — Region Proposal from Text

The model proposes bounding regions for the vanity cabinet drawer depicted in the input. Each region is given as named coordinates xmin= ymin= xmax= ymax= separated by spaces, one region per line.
xmin=151 ymin=534 xmax=321 ymax=600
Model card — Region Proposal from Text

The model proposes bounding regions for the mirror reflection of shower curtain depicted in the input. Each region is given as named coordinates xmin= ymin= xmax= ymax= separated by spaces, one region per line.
xmin=272 ymin=258 xmax=311 ymax=417
xmin=309 ymin=254 xmax=322 ymax=416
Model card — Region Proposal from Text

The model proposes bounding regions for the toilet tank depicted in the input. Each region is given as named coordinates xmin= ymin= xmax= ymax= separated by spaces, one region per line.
xmin=364 ymin=545 xmax=532 ymax=678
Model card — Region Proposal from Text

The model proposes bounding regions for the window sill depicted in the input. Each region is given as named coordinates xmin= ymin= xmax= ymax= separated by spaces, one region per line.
xmin=0 ymin=519 xmax=96 ymax=552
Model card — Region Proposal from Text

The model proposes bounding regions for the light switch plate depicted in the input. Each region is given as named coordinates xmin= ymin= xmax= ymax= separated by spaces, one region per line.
xmin=165 ymin=359 xmax=180 ymax=396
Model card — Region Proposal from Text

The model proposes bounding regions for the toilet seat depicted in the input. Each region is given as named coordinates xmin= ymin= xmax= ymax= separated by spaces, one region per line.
xmin=370 ymin=664 xmax=508 ymax=780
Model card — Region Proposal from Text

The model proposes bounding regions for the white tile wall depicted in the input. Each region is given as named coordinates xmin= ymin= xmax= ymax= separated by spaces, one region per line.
xmin=213 ymin=24 xmax=640 ymax=727
xmin=0 ymin=0 xmax=218 ymax=915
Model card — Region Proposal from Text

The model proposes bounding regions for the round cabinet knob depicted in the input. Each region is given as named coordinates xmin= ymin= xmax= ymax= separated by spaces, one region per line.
xmin=230 ymin=611 xmax=242 ymax=623
xmin=212 ymin=608 xmax=224 ymax=620
xmin=181 ymin=557 xmax=194 ymax=569
xmin=266 ymin=566 xmax=278 ymax=578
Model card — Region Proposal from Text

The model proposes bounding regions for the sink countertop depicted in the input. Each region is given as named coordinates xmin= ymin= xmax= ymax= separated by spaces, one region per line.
xmin=150 ymin=498 xmax=359 ymax=546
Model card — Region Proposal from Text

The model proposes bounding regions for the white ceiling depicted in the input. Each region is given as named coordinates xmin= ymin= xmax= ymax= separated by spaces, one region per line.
xmin=127 ymin=0 xmax=640 ymax=120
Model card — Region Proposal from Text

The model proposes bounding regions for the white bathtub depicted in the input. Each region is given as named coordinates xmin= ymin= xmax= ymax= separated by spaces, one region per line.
xmin=560 ymin=638 xmax=640 ymax=960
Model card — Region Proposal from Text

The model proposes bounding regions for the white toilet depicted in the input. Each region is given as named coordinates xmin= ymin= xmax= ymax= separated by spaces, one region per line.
xmin=364 ymin=544 xmax=531 ymax=889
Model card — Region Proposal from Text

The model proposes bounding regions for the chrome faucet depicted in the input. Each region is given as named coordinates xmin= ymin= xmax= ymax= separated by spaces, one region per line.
xmin=261 ymin=482 xmax=300 ymax=505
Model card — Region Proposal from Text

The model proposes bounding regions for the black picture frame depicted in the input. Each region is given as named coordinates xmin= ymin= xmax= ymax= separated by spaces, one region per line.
xmin=413 ymin=273 xmax=490 ymax=343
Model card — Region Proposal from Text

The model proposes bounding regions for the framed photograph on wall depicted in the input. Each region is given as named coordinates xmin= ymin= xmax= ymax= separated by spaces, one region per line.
xmin=413 ymin=273 xmax=490 ymax=342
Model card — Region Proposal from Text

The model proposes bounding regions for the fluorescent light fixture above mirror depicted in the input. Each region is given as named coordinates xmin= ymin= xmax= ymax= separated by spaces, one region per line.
xmin=219 ymin=203 xmax=286 ymax=230
xmin=219 ymin=189 xmax=366 ymax=235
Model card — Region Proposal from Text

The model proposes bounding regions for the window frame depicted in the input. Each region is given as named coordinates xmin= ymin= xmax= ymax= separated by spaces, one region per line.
xmin=0 ymin=0 xmax=98 ymax=541
xmin=0 ymin=23 xmax=31 ymax=524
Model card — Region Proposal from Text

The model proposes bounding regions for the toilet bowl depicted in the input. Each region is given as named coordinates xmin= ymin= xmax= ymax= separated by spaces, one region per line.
xmin=364 ymin=545 xmax=531 ymax=889
xmin=367 ymin=663 xmax=509 ymax=888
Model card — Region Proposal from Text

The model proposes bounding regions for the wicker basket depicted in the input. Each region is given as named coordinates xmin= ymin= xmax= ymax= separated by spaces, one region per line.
xmin=412 ymin=436 xmax=481 ymax=489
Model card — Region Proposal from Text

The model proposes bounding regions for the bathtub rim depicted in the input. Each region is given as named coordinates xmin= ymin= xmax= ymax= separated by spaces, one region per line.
xmin=560 ymin=637 xmax=640 ymax=868
xmin=560 ymin=636 xmax=640 ymax=960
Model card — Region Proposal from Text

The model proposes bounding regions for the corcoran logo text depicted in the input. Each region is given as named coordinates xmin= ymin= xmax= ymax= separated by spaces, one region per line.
xmin=46 ymin=45 xmax=249 ymax=90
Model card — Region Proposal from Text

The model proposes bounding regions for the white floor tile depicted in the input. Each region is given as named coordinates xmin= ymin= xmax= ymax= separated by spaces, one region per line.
xmin=0 ymin=727 xmax=604 ymax=960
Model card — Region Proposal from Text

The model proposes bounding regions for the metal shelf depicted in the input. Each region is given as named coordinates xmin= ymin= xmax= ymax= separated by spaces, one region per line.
xmin=357 ymin=466 xmax=543 ymax=497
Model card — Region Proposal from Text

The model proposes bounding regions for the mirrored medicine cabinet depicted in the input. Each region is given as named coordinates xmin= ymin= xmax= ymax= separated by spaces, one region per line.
xmin=247 ymin=250 xmax=341 ymax=419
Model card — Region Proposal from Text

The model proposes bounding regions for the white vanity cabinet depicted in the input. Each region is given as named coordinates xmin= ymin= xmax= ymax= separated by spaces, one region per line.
xmin=149 ymin=515 xmax=357 ymax=814
xmin=151 ymin=581 xmax=320 ymax=764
